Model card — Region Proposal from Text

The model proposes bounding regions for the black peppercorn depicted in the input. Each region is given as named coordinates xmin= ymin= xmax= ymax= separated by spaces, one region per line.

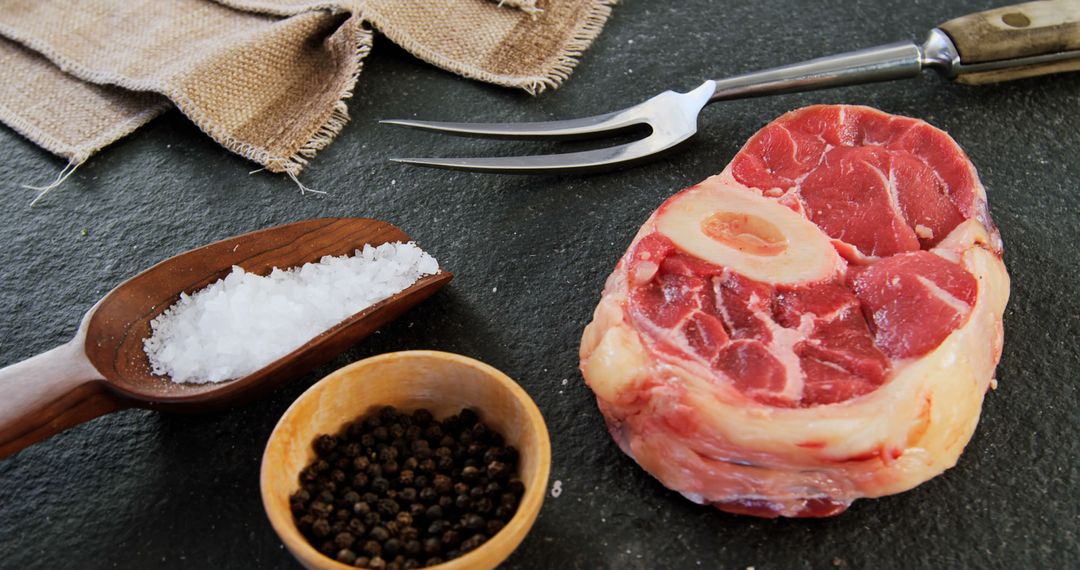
xmin=463 ymin=514 xmax=485 ymax=531
xmin=348 ymin=518 xmax=366 ymax=536
xmin=458 ymin=409 xmax=479 ymax=426
xmin=377 ymin=498 xmax=400 ymax=517
xmin=436 ymin=456 xmax=454 ymax=472
xmin=337 ymin=549 xmax=357 ymax=565
xmin=316 ymin=434 xmax=339 ymax=455
xmin=441 ymin=529 xmax=461 ymax=547
xmin=411 ymin=439 xmax=431 ymax=455
xmin=362 ymin=540 xmax=382 ymax=557
xmin=378 ymin=446 xmax=398 ymax=462
xmin=399 ymin=487 xmax=418 ymax=503
xmin=486 ymin=461 xmax=508 ymax=480
xmin=424 ymin=557 xmax=443 ymax=567
xmin=294 ymin=406 xmax=523 ymax=567
xmin=482 ymin=447 xmax=502 ymax=465
xmin=367 ymin=464 xmax=383 ymax=478
xmin=334 ymin=532 xmax=355 ymax=549
xmin=370 ymin=526 xmax=391 ymax=542
xmin=312 ymin=518 xmax=331 ymax=538
xmin=383 ymin=460 xmax=400 ymax=476
xmin=385 ymin=520 xmax=401 ymax=536
xmin=312 ymin=501 xmax=331 ymax=519
xmin=419 ymin=487 xmax=438 ymax=503
xmin=422 ymin=538 xmax=442 ymax=555
xmin=413 ymin=409 xmax=433 ymax=425
xmin=460 ymin=534 xmax=486 ymax=553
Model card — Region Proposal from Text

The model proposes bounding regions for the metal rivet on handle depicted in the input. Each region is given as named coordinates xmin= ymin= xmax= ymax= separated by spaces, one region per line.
xmin=1001 ymin=12 xmax=1031 ymax=28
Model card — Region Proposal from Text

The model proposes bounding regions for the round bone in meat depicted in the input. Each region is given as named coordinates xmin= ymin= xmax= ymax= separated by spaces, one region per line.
xmin=579 ymin=105 xmax=1010 ymax=518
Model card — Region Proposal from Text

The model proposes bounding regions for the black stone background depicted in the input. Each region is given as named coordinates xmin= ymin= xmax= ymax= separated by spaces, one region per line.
xmin=0 ymin=1 xmax=1077 ymax=568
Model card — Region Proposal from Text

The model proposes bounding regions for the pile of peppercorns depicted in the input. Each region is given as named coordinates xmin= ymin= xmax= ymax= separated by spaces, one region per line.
xmin=290 ymin=406 xmax=524 ymax=569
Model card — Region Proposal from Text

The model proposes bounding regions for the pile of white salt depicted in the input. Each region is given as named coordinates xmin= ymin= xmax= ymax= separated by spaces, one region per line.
xmin=143 ymin=242 xmax=439 ymax=384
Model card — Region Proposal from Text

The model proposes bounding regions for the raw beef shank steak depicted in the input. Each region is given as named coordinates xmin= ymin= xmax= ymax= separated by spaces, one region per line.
xmin=579 ymin=105 xmax=1010 ymax=517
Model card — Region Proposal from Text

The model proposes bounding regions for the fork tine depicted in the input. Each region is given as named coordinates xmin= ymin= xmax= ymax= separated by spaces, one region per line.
xmin=390 ymin=136 xmax=686 ymax=174
xmin=380 ymin=109 xmax=643 ymax=140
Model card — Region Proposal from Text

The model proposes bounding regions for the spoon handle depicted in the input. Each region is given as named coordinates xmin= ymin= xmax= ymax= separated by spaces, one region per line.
xmin=0 ymin=338 xmax=126 ymax=458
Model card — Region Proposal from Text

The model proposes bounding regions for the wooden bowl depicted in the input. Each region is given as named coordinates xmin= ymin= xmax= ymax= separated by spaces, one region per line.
xmin=261 ymin=351 xmax=551 ymax=570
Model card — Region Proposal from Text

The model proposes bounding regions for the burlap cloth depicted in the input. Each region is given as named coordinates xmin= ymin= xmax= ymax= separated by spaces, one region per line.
xmin=0 ymin=0 xmax=616 ymax=179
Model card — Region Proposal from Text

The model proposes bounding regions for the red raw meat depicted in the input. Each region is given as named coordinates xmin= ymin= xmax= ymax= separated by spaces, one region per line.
xmin=580 ymin=105 xmax=1010 ymax=517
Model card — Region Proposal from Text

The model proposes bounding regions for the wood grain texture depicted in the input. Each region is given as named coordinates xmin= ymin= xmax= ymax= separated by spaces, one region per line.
xmin=940 ymin=0 xmax=1080 ymax=63
xmin=0 ymin=218 xmax=452 ymax=458
xmin=0 ymin=338 xmax=128 ymax=459
xmin=260 ymin=351 xmax=551 ymax=570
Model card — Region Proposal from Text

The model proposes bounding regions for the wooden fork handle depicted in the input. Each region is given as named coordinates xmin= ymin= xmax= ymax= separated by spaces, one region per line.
xmin=0 ymin=339 xmax=126 ymax=459
xmin=940 ymin=0 xmax=1080 ymax=84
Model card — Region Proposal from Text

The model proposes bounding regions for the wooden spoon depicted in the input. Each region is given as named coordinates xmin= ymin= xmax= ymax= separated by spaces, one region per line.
xmin=0 ymin=218 xmax=453 ymax=459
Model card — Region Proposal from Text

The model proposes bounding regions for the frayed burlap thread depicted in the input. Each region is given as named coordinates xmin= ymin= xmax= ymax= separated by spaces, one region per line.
xmin=0 ymin=0 xmax=616 ymax=175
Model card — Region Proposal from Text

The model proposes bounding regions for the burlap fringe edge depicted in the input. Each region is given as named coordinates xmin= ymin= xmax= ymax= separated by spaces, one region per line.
xmin=523 ymin=0 xmax=617 ymax=94
xmin=364 ymin=0 xmax=617 ymax=96
xmin=267 ymin=20 xmax=374 ymax=183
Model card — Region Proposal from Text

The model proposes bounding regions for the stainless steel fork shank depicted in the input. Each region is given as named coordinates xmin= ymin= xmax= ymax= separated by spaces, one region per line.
xmin=708 ymin=31 xmax=957 ymax=103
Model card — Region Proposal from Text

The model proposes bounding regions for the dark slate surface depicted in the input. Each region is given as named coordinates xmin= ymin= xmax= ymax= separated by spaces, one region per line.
xmin=0 ymin=1 xmax=1077 ymax=568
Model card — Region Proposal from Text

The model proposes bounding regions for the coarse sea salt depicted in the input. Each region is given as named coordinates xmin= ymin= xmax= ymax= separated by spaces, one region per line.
xmin=143 ymin=242 xmax=439 ymax=384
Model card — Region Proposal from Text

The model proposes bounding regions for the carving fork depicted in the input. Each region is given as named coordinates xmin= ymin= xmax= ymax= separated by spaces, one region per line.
xmin=383 ymin=1 xmax=1080 ymax=173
